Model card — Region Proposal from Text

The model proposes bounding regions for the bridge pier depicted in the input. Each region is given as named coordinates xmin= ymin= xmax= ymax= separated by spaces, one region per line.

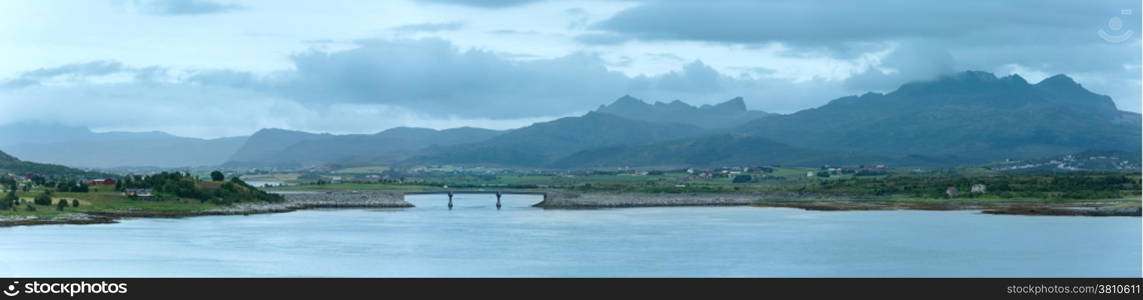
xmin=447 ymin=192 xmax=453 ymax=210
xmin=495 ymin=191 xmax=502 ymax=210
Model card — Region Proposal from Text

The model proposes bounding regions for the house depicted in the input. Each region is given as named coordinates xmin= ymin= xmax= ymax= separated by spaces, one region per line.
xmin=971 ymin=184 xmax=987 ymax=193
xmin=123 ymin=188 xmax=153 ymax=197
xmin=88 ymin=178 xmax=117 ymax=186
xmin=946 ymin=186 xmax=958 ymax=197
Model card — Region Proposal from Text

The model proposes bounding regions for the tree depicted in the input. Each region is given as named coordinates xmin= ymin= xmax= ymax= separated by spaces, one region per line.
xmin=210 ymin=171 xmax=225 ymax=182
xmin=57 ymin=199 xmax=68 ymax=211
xmin=0 ymin=190 xmax=14 ymax=210
xmin=34 ymin=191 xmax=52 ymax=206
xmin=732 ymin=175 xmax=753 ymax=183
xmin=71 ymin=199 xmax=80 ymax=207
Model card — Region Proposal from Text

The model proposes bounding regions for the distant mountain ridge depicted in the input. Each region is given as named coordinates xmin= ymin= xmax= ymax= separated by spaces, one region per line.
xmin=404 ymin=112 xmax=708 ymax=167
xmin=226 ymin=127 xmax=504 ymax=167
xmin=0 ymin=123 xmax=247 ymax=168
xmin=595 ymin=95 xmax=772 ymax=128
xmin=0 ymin=149 xmax=109 ymax=178
xmin=733 ymin=71 xmax=1140 ymax=164
xmin=3 ymin=70 xmax=1138 ymax=170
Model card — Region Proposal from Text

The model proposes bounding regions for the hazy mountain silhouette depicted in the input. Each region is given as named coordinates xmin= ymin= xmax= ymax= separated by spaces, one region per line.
xmin=5 ymin=70 xmax=1137 ymax=170
xmin=226 ymin=127 xmax=503 ymax=167
xmin=733 ymin=71 xmax=1141 ymax=164
xmin=0 ymin=123 xmax=247 ymax=168
xmin=595 ymin=95 xmax=772 ymax=128
xmin=0 ymin=149 xmax=109 ymax=178
xmin=405 ymin=112 xmax=708 ymax=167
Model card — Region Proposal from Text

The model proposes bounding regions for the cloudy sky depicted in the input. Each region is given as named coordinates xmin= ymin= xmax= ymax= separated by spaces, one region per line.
xmin=0 ymin=0 xmax=1139 ymax=138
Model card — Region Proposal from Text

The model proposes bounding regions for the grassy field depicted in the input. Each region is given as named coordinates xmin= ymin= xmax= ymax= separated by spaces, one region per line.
xmin=1 ymin=188 xmax=222 ymax=219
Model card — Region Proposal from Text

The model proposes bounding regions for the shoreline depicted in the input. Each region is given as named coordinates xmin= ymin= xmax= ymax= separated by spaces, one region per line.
xmin=0 ymin=190 xmax=414 ymax=227
xmin=534 ymin=191 xmax=1141 ymax=216
xmin=2 ymin=190 xmax=1138 ymax=227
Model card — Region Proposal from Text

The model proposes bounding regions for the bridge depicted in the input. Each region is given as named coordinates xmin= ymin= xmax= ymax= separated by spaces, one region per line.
xmin=403 ymin=190 xmax=550 ymax=210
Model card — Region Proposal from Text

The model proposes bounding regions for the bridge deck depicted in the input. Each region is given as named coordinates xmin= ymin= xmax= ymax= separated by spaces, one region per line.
xmin=402 ymin=190 xmax=548 ymax=196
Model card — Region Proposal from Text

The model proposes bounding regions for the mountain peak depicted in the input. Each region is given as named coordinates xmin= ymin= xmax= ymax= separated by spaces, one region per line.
xmin=595 ymin=95 xmax=769 ymax=128
xmin=614 ymin=94 xmax=644 ymax=105
xmin=948 ymin=70 xmax=998 ymax=81
xmin=705 ymin=96 xmax=746 ymax=112
xmin=1036 ymin=74 xmax=1079 ymax=88
xmin=1001 ymin=73 xmax=1028 ymax=85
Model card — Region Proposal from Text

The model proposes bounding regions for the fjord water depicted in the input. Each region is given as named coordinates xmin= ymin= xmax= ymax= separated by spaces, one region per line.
xmin=1 ymin=194 xmax=1139 ymax=277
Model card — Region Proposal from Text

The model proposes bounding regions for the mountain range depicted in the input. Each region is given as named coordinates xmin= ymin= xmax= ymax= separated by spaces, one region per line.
xmin=594 ymin=95 xmax=772 ymax=128
xmin=1 ymin=71 xmax=1138 ymax=170
xmin=226 ymin=127 xmax=504 ymax=167
xmin=733 ymin=72 xmax=1140 ymax=164
xmin=0 ymin=123 xmax=247 ymax=168
xmin=0 ymin=149 xmax=107 ymax=178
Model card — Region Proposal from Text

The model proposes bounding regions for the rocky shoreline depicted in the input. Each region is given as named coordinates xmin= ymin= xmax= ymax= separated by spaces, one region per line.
xmin=0 ymin=191 xmax=414 ymax=227
xmin=534 ymin=191 xmax=779 ymax=208
xmin=535 ymin=191 xmax=1142 ymax=216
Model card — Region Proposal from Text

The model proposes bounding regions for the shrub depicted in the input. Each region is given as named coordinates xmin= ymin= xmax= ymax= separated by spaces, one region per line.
xmin=0 ymin=190 xmax=15 ymax=210
xmin=732 ymin=175 xmax=753 ymax=183
xmin=34 ymin=193 xmax=53 ymax=206
xmin=24 ymin=204 xmax=36 ymax=212
xmin=57 ymin=199 xmax=68 ymax=211
xmin=71 ymin=199 xmax=80 ymax=207
xmin=210 ymin=171 xmax=225 ymax=182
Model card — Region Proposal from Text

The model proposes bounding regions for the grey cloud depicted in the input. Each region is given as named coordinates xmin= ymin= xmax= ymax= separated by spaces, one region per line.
xmin=589 ymin=0 xmax=1140 ymax=109
xmin=414 ymin=0 xmax=543 ymax=9
xmin=392 ymin=22 xmax=466 ymax=33
xmin=2 ymin=61 xmax=126 ymax=88
xmin=644 ymin=52 xmax=685 ymax=62
xmin=269 ymin=38 xmax=853 ymax=116
xmin=126 ymin=38 xmax=846 ymax=117
xmin=21 ymin=61 xmax=124 ymax=79
xmin=277 ymin=38 xmax=631 ymax=118
xmin=565 ymin=7 xmax=590 ymax=30
xmin=844 ymin=41 xmax=957 ymax=91
xmin=644 ymin=61 xmax=723 ymax=93
xmin=574 ymin=32 xmax=632 ymax=45
xmin=594 ymin=0 xmax=1138 ymax=46
xmin=132 ymin=0 xmax=243 ymax=16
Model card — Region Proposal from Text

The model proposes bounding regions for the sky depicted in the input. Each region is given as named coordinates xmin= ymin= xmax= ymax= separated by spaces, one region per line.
xmin=0 ymin=0 xmax=1139 ymax=139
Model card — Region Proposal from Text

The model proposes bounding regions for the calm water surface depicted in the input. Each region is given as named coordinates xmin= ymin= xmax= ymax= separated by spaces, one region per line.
xmin=1 ymin=194 xmax=1139 ymax=277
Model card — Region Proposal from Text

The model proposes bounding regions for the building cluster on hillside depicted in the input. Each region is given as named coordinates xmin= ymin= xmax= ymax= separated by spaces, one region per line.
xmin=809 ymin=165 xmax=890 ymax=177
xmin=122 ymin=188 xmax=153 ymax=198
xmin=87 ymin=178 xmax=117 ymax=186
xmin=992 ymin=153 xmax=1140 ymax=171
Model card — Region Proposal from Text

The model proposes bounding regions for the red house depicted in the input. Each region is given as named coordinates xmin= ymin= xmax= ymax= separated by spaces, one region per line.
xmin=88 ymin=178 xmax=117 ymax=185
